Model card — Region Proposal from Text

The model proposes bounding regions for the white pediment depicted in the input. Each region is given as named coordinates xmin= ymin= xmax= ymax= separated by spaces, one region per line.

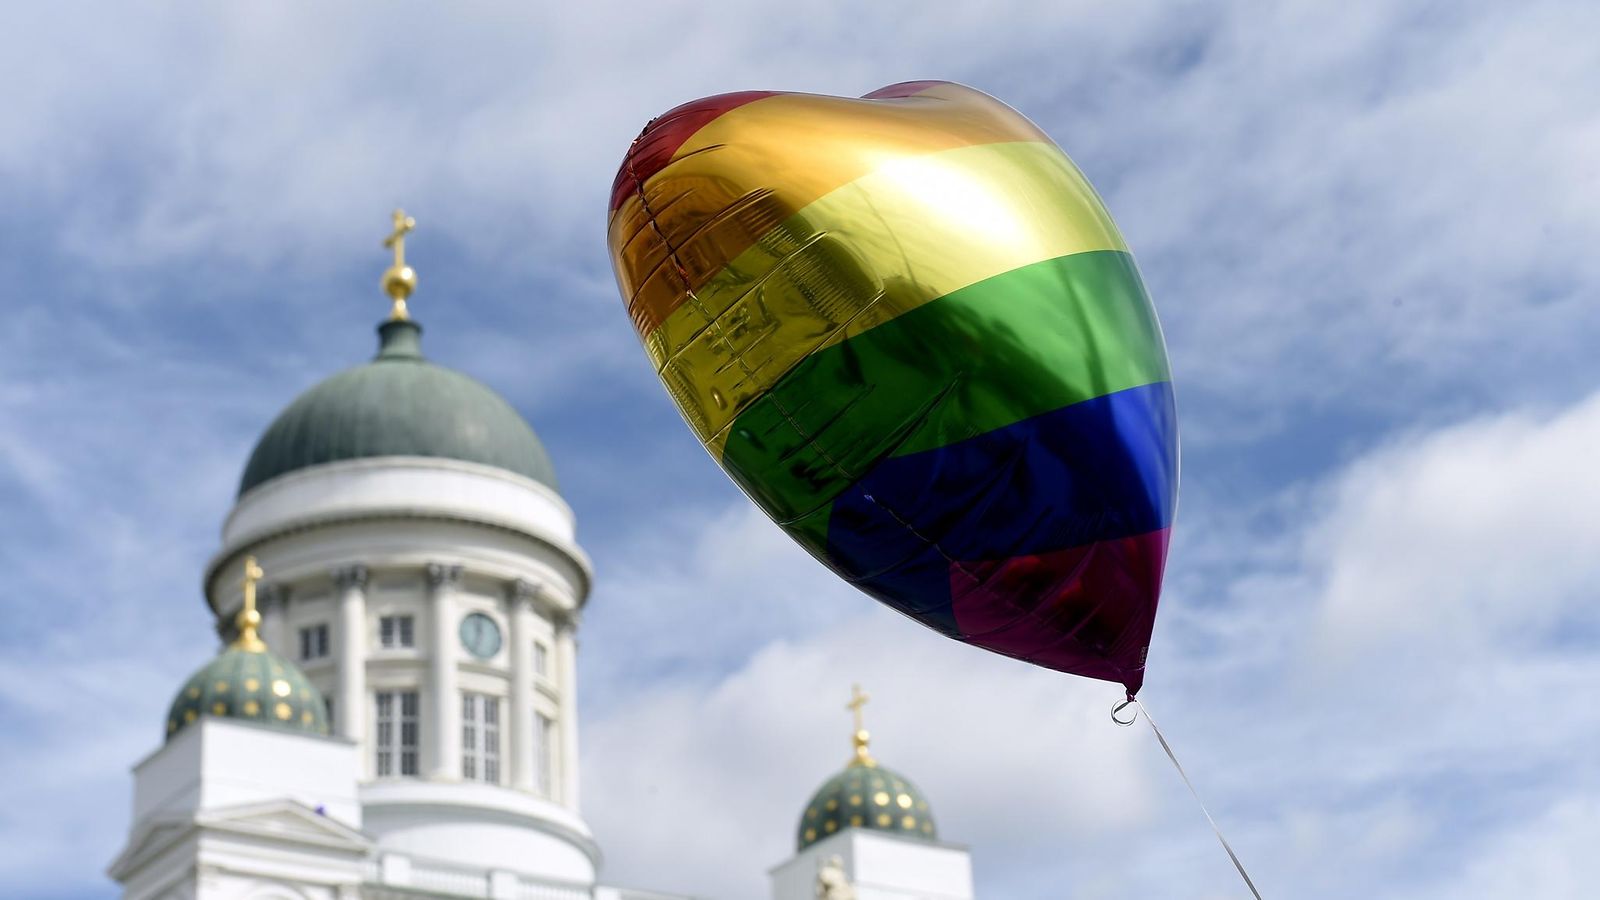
xmin=196 ymin=798 xmax=371 ymax=853
xmin=113 ymin=797 xmax=372 ymax=883
xmin=108 ymin=819 xmax=191 ymax=881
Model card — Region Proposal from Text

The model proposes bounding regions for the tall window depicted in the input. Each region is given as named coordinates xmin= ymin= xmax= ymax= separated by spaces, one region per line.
xmin=375 ymin=690 xmax=419 ymax=776
xmin=379 ymin=615 xmax=414 ymax=649
xmin=533 ymin=641 xmax=550 ymax=679
xmin=462 ymin=693 xmax=501 ymax=784
xmin=299 ymin=623 xmax=329 ymax=660
xmin=535 ymin=712 xmax=555 ymax=797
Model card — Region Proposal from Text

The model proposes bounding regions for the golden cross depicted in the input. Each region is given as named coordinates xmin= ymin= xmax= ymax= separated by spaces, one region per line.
xmin=381 ymin=208 xmax=418 ymax=320
xmin=232 ymin=555 xmax=266 ymax=651
xmin=847 ymin=684 xmax=876 ymax=768
xmin=384 ymin=209 xmax=415 ymax=268
xmin=847 ymin=684 xmax=870 ymax=734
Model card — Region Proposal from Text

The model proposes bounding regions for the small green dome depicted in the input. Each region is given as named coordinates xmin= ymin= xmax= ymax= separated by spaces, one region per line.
xmin=166 ymin=645 xmax=329 ymax=742
xmin=238 ymin=320 xmax=557 ymax=496
xmin=797 ymin=762 xmax=938 ymax=850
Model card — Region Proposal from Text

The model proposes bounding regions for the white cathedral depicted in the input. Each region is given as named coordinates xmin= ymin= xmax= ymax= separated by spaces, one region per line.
xmin=107 ymin=215 xmax=978 ymax=900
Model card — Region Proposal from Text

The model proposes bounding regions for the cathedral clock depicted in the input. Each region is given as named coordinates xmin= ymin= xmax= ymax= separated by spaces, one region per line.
xmin=459 ymin=612 xmax=502 ymax=659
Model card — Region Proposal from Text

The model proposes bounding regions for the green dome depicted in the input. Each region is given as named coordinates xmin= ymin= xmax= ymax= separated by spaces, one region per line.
xmin=239 ymin=320 xmax=556 ymax=496
xmin=166 ymin=645 xmax=330 ymax=742
xmin=797 ymin=762 xmax=938 ymax=850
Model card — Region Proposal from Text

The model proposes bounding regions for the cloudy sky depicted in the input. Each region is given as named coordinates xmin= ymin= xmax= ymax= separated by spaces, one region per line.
xmin=2 ymin=2 xmax=1597 ymax=898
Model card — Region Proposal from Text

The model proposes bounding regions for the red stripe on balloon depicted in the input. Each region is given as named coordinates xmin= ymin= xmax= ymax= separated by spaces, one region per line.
xmin=609 ymin=90 xmax=778 ymax=212
xmin=948 ymin=528 xmax=1170 ymax=695
xmin=862 ymin=80 xmax=949 ymax=99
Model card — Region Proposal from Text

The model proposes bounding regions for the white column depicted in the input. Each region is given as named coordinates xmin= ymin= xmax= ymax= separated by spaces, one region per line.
xmin=260 ymin=583 xmax=291 ymax=655
xmin=556 ymin=615 xmax=580 ymax=809
xmin=507 ymin=580 xmax=538 ymax=793
xmin=427 ymin=563 xmax=462 ymax=780
xmin=332 ymin=565 xmax=368 ymax=747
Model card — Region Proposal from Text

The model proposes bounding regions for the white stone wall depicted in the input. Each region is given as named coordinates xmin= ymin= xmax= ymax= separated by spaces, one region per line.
xmin=130 ymin=719 xmax=362 ymax=829
xmin=112 ymin=719 xmax=369 ymax=900
xmin=113 ymin=452 xmax=708 ymax=899
xmin=359 ymin=781 xmax=598 ymax=884
xmin=770 ymin=830 xmax=975 ymax=900
xmin=194 ymin=456 xmax=596 ymax=883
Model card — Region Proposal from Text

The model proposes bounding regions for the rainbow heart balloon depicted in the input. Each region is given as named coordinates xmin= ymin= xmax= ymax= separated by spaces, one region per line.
xmin=607 ymin=81 xmax=1177 ymax=696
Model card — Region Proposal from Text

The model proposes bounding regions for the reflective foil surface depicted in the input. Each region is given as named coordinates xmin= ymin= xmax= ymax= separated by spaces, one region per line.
xmin=608 ymin=81 xmax=1177 ymax=695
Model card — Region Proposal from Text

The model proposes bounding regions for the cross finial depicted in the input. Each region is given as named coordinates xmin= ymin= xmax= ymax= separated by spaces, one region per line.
xmin=381 ymin=209 xmax=418 ymax=321
xmin=232 ymin=555 xmax=267 ymax=652
xmin=847 ymin=684 xmax=869 ymax=731
xmin=846 ymin=684 xmax=876 ymax=768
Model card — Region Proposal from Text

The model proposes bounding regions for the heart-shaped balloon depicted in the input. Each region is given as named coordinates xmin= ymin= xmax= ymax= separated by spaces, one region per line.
xmin=607 ymin=81 xmax=1177 ymax=696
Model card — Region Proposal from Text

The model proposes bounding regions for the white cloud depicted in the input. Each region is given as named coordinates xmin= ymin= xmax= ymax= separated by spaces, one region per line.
xmin=0 ymin=311 xmax=254 ymax=895
xmin=583 ymin=597 xmax=1153 ymax=899
xmin=6 ymin=1 xmax=1598 ymax=434
xmin=3 ymin=2 xmax=1599 ymax=898
xmin=1418 ymin=796 xmax=1600 ymax=900
xmin=1313 ymin=393 xmax=1600 ymax=654
xmin=581 ymin=502 xmax=864 ymax=706
xmin=582 ymin=386 xmax=1600 ymax=899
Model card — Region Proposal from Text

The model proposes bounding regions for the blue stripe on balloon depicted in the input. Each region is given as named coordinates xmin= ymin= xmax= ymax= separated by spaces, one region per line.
xmin=825 ymin=380 xmax=1177 ymax=632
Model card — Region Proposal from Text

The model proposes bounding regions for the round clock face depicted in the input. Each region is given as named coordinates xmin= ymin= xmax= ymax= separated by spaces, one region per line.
xmin=459 ymin=612 xmax=502 ymax=660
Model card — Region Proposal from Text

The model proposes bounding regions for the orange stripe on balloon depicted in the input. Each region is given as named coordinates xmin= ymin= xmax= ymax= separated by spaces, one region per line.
xmin=636 ymin=140 xmax=1128 ymax=451
xmin=607 ymin=85 xmax=1054 ymax=336
xmin=608 ymin=91 xmax=777 ymax=213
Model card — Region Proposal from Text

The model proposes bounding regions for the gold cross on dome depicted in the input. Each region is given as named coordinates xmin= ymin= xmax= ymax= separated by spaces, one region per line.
xmin=232 ymin=555 xmax=266 ymax=651
xmin=847 ymin=684 xmax=876 ymax=768
xmin=384 ymin=209 xmax=415 ymax=266
xmin=847 ymin=684 xmax=870 ymax=733
xmin=381 ymin=208 xmax=418 ymax=320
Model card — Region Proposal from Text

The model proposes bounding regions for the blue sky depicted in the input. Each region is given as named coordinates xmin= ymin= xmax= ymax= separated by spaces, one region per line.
xmin=2 ymin=2 xmax=1598 ymax=897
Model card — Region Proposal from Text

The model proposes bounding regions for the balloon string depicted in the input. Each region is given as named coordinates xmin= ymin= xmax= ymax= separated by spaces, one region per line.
xmin=1131 ymin=698 xmax=1265 ymax=900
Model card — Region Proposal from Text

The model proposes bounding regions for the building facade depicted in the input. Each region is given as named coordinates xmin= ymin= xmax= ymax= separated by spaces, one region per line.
xmin=109 ymin=218 xmax=974 ymax=900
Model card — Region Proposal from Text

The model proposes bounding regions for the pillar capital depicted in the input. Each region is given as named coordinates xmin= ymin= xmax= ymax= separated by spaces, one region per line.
xmin=553 ymin=609 xmax=582 ymax=633
xmin=258 ymin=582 xmax=292 ymax=611
xmin=331 ymin=564 xmax=369 ymax=590
xmin=506 ymin=578 xmax=542 ymax=609
xmin=425 ymin=562 xmax=463 ymax=588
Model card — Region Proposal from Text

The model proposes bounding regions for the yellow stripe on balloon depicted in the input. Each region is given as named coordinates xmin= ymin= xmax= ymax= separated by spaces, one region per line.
xmin=609 ymin=88 xmax=1055 ymax=332
xmin=643 ymin=139 xmax=1129 ymax=452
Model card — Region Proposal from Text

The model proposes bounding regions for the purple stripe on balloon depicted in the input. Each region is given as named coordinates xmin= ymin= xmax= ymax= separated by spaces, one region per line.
xmin=823 ymin=380 xmax=1176 ymax=672
xmin=951 ymin=528 xmax=1170 ymax=694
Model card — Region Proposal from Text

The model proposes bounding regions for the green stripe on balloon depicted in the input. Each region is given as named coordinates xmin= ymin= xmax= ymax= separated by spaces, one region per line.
xmin=719 ymin=249 xmax=1170 ymax=528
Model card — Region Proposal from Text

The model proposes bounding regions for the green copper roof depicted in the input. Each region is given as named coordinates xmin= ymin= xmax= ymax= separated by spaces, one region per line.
xmin=166 ymin=645 xmax=329 ymax=742
xmin=238 ymin=320 xmax=557 ymax=496
xmin=797 ymin=762 xmax=938 ymax=851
